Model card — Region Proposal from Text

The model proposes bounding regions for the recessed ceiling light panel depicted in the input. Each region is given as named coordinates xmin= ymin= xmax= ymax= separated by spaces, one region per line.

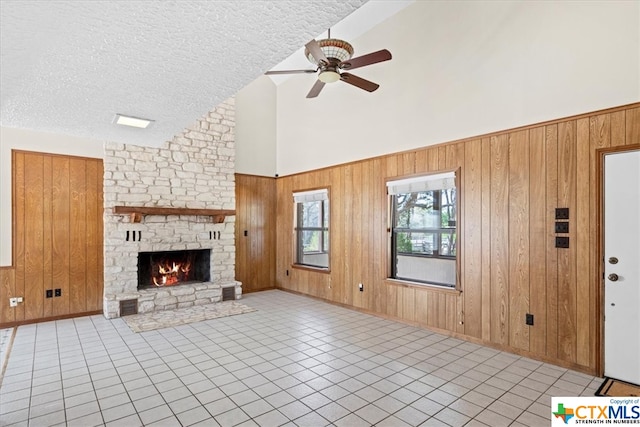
xmin=114 ymin=114 xmax=154 ymax=129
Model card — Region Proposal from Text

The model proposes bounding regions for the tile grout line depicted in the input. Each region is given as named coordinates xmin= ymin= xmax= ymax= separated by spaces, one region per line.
xmin=89 ymin=314 xmax=158 ymax=425
xmin=0 ymin=326 xmax=17 ymax=387
xmin=69 ymin=316 xmax=106 ymax=426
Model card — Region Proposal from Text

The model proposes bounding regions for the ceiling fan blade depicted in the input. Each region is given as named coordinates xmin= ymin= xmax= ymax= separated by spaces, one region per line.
xmin=265 ymin=69 xmax=317 ymax=75
xmin=305 ymin=39 xmax=329 ymax=65
xmin=306 ymin=80 xmax=326 ymax=98
xmin=340 ymin=73 xmax=379 ymax=92
xmin=340 ymin=49 xmax=392 ymax=70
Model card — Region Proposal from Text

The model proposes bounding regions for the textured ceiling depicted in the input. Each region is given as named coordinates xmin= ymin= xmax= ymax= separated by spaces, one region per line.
xmin=0 ymin=0 xmax=366 ymax=147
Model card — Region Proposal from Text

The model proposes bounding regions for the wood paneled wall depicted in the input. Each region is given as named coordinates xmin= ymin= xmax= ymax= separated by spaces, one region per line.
xmin=0 ymin=151 xmax=104 ymax=326
xmin=271 ymin=104 xmax=640 ymax=374
xmin=235 ymin=174 xmax=277 ymax=292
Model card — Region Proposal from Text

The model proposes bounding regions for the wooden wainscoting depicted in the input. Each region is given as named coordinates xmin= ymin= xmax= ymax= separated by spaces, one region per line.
xmin=235 ymin=174 xmax=277 ymax=293
xmin=272 ymin=103 xmax=640 ymax=375
xmin=0 ymin=267 xmax=16 ymax=324
xmin=1 ymin=151 xmax=104 ymax=327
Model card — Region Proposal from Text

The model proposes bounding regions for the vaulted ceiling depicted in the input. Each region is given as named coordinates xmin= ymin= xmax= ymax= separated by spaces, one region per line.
xmin=0 ymin=0 xmax=368 ymax=147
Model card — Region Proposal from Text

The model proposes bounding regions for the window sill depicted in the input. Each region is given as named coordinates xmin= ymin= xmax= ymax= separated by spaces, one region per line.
xmin=384 ymin=278 xmax=461 ymax=294
xmin=292 ymin=264 xmax=331 ymax=274
xmin=396 ymin=253 xmax=456 ymax=261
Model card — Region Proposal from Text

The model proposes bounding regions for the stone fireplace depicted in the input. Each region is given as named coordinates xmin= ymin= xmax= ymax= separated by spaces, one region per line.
xmin=102 ymin=98 xmax=241 ymax=318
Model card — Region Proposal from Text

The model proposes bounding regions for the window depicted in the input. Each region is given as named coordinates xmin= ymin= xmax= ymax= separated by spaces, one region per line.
xmin=294 ymin=189 xmax=329 ymax=269
xmin=388 ymin=172 xmax=457 ymax=288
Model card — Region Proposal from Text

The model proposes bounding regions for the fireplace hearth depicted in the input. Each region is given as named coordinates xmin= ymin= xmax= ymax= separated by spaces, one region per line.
xmin=138 ymin=249 xmax=211 ymax=290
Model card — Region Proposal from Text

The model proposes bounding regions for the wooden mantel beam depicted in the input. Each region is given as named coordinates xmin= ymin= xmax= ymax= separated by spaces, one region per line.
xmin=113 ymin=206 xmax=235 ymax=223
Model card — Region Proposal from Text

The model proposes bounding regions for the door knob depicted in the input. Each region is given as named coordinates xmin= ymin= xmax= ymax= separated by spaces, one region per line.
xmin=608 ymin=257 xmax=619 ymax=264
xmin=608 ymin=273 xmax=619 ymax=282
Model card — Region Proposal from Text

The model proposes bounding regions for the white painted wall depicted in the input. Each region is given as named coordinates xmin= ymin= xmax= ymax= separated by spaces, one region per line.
xmin=275 ymin=1 xmax=640 ymax=176
xmin=0 ymin=126 xmax=104 ymax=266
xmin=235 ymin=76 xmax=277 ymax=177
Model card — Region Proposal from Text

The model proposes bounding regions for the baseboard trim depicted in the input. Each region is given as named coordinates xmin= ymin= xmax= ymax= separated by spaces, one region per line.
xmin=242 ymin=287 xmax=276 ymax=294
xmin=0 ymin=310 xmax=103 ymax=329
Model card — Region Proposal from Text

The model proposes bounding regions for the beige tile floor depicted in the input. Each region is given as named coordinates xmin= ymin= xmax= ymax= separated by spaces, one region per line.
xmin=0 ymin=290 xmax=602 ymax=426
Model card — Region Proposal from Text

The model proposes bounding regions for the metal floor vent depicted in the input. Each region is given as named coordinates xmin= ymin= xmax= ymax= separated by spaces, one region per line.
xmin=222 ymin=287 xmax=235 ymax=301
xmin=120 ymin=299 xmax=138 ymax=316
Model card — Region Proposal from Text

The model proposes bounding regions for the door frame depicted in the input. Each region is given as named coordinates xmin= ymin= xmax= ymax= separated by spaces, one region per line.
xmin=597 ymin=144 xmax=640 ymax=377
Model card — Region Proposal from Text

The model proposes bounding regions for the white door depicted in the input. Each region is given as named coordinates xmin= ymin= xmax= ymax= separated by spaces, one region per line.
xmin=604 ymin=149 xmax=640 ymax=384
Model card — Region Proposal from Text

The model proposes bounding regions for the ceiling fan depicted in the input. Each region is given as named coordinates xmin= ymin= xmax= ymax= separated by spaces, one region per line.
xmin=265 ymin=30 xmax=392 ymax=98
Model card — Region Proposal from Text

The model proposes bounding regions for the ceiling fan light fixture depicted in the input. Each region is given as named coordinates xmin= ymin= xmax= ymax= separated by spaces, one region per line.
xmin=318 ymin=70 xmax=340 ymax=83
xmin=305 ymin=38 xmax=354 ymax=65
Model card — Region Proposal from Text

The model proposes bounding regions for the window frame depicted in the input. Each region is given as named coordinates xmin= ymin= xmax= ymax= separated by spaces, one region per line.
xmin=387 ymin=170 xmax=461 ymax=290
xmin=292 ymin=188 xmax=330 ymax=271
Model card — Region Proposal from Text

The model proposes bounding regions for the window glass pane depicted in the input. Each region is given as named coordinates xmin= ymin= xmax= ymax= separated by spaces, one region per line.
xmin=302 ymin=201 xmax=321 ymax=227
xmin=394 ymin=255 xmax=456 ymax=287
xmin=295 ymin=195 xmax=329 ymax=269
xmin=323 ymin=200 xmax=329 ymax=228
xmin=300 ymin=252 xmax=329 ymax=268
xmin=440 ymin=231 xmax=456 ymax=256
xmin=390 ymin=184 xmax=457 ymax=287
xmin=395 ymin=192 xmax=439 ymax=228
xmin=441 ymin=189 xmax=456 ymax=228
xmin=395 ymin=231 xmax=437 ymax=255
xmin=301 ymin=230 xmax=322 ymax=253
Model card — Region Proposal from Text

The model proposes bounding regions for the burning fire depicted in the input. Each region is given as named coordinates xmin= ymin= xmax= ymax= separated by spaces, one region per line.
xmin=152 ymin=259 xmax=192 ymax=287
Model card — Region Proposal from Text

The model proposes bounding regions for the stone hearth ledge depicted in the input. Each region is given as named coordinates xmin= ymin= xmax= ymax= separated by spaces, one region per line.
xmin=104 ymin=280 xmax=242 ymax=319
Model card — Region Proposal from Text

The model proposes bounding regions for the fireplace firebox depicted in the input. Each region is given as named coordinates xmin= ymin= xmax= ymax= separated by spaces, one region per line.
xmin=137 ymin=249 xmax=211 ymax=289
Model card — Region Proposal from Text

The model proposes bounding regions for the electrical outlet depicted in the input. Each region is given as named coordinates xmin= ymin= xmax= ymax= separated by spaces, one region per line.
xmin=555 ymin=208 xmax=569 ymax=220
xmin=525 ymin=313 xmax=534 ymax=326
xmin=358 ymin=283 xmax=364 ymax=292
xmin=46 ymin=289 xmax=53 ymax=298
xmin=555 ymin=222 xmax=569 ymax=233
xmin=54 ymin=289 xmax=62 ymax=297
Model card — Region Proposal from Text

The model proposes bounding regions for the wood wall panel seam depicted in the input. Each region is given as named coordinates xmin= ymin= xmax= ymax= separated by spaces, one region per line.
xmin=544 ymin=124 xmax=559 ymax=360
xmin=575 ymin=118 xmax=592 ymax=367
xmin=508 ymin=130 xmax=530 ymax=351
xmin=528 ymin=127 xmax=547 ymax=355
